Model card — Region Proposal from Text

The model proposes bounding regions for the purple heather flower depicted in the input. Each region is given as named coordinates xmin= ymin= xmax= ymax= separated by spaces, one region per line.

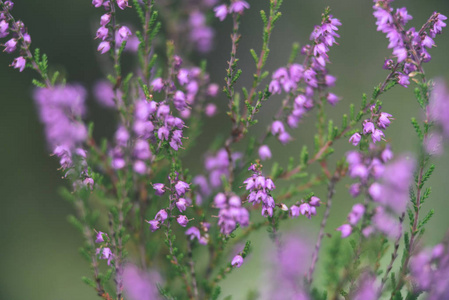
xmin=133 ymin=160 xmax=146 ymax=174
xmin=100 ymin=13 xmax=111 ymax=26
xmin=97 ymin=41 xmax=111 ymax=54
xmin=93 ymin=80 xmax=120 ymax=108
xmin=278 ymin=132 xmax=292 ymax=145
xmin=3 ymin=38 xmax=17 ymax=53
xmin=309 ymin=196 xmax=320 ymax=207
xmin=11 ymin=56 xmax=26 ymax=72
xmin=155 ymin=209 xmax=168 ymax=222
xmin=290 ymin=205 xmax=300 ymax=218
xmin=207 ymin=83 xmax=219 ymax=97
xmin=175 ymin=181 xmax=190 ymax=196
xmin=185 ymin=226 xmax=201 ymax=241
xmin=117 ymin=0 xmax=128 ymax=10
xmin=349 ymin=183 xmax=361 ymax=198
xmin=327 ymin=93 xmax=340 ymax=106
xmin=96 ymin=26 xmax=109 ymax=40
xmin=231 ymin=255 xmax=244 ymax=268
xmin=147 ymin=220 xmax=160 ymax=232
xmin=0 ymin=20 xmax=9 ymax=38
xmin=173 ymin=90 xmax=187 ymax=111
xmin=371 ymin=129 xmax=385 ymax=143
xmin=205 ymin=103 xmax=217 ymax=117
xmin=363 ymin=121 xmax=375 ymax=134
xmin=114 ymin=126 xmax=129 ymax=146
xmin=92 ymin=0 xmax=103 ymax=7
xmin=337 ymin=224 xmax=352 ymax=238
xmin=134 ymin=139 xmax=151 ymax=160
xmin=214 ymin=5 xmax=228 ymax=21
xmin=397 ymin=72 xmax=410 ymax=87
xmin=393 ymin=47 xmax=408 ymax=62
xmin=123 ymin=264 xmax=162 ymax=300
xmin=157 ymin=105 xmax=170 ymax=119
xmin=153 ymin=183 xmax=165 ymax=196
xmin=95 ymin=231 xmax=108 ymax=243
xmin=377 ymin=112 xmax=393 ymax=129
xmin=117 ymin=26 xmax=132 ymax=44
xmin=150 ymin=78 xmax=164 ymax=92
xmin=214 ymin=193 xmax=227 ymax=208
xmin=348 ymin=204 xmax=365 ymax=225
xmin=349 ymin=133 xmax=362 ymax=146
xmin=177 ymin=215 xmax=189 ymax=227
xmin=299 ymin=203 xmax=314 ymax=219
xmin=229 ymin=1 xmax=249 ymax=14
xmin=176 ymin=198 xmax=188 ymax=212
xmin=258 ymin=145 xmax=272 ymax=161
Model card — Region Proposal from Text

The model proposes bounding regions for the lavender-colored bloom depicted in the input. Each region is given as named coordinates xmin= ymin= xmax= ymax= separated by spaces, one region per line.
xmin=363 ymin=121 xmax=375 ymax=134
xmin=96 ymin=26 xmax=109 ymax=40
xmin=11 ymin=56 xmax=26 ymax=72
xmin=151 ymin=78 xmax=164 ymax=92
xmin=92 ymin=0 xmax=103 ymax=7
xmin=349 ymin=183 xmax=361 ymax=198
xmin=93 ymin=80 xmax=121 ymax=108
xmin=327 ymin=93 xmax=340 ymax=106
xmin=177 ymin=215 xmax=189 ymax=227
xmin=0 ymin=20 xmax=9 ymax=38
xmin=134 ymin=139 xmax=151 ymax=160
xmin=347 ymin=204 xmax=365 ymax=225
xmin=147 ymin=220 xmax=160 ymax=232
xmin=34 ymin=84 xmax=87 ymax=153
xmin=117 ymin=26 xmax=132 ymax=44
xmin=377 ymin=112 xmax=393 ymax=129
xmin=155 ymin=209 xmax=168 ymax=222
xmin=231 ymin=255 xmax=243 ymax=268
xmin=100 ymin=13 xmax=111 ymax=25
xmin=349 ymin=132 xmax=362 ymax=146
xmin=397 ymin=72 xmax=410 ymax=87
xmin=97 ymin=41 xmax=111 ymax=54
xmin=185 ymin=226 xmax=201 ymax=241
xmin=371 ymin=129 xmax=385 ymax=143
xmin=117 ymin=0 xmax=128 ymax=10
xmin=290 ymin=205 xmax=300 ymax=218
xmin=176 ymin=198 xmax=188 ymax=212
xmin=337 ymin=224 xmax=352 ymax=238
xmin=95 ymin=231 xmax=108 ymax=243
xmin=133 ymin=160 xmax=146 ymax=174
xmin=123 ymin=264 xmax=162 ymax=300
xmin=153 ymin=183 xmax=165 ymax=196
xmin=214 ymin=4 xmax=228 ymax=21
xmin=229 ymin=1 xmax=249 ymax=14
xmin=175 ymin=181 xmax=190 ymax=196
xmin=3 ymin=38 xmax=17 ymax=53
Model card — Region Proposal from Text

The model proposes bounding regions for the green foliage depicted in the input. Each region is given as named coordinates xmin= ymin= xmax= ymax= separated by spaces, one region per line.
xmin=410 ymin=118 xmax=423 ymax=141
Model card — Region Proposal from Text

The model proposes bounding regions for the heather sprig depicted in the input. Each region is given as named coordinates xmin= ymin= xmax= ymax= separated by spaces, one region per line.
xmin=2 ymin=0 xmax=449 ymax=299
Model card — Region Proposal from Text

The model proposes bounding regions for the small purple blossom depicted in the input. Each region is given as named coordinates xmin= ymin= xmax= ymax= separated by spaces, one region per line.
xmin=231 ymin=255 xmax=244 ymax=268
xmin=177 ymin=215 xmax=189 ymax=227
xmin=214 ymin=5 xmax=228 ymax=21
xmin=349 ymin=133 xmax=362 ymax=146
xmin=11 ymin=56 xmax=26 ymax=72
xmin=337 ymin=224 xmax=352 ymax=238
xmin=229 ymin=1 xmax=249 ymax=14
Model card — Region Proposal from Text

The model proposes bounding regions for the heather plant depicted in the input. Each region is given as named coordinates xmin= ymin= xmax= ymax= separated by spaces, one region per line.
xmin=1 ymin=0 xmax=449 ymax=299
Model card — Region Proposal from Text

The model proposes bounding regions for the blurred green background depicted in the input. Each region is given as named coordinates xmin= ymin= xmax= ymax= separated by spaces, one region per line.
xmin=1 ymin=0 xmax=449 ymax=299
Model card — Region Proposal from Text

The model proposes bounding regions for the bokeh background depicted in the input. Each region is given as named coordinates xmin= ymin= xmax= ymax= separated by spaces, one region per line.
xmin=1 ymin=0 xmax=449 ymax=299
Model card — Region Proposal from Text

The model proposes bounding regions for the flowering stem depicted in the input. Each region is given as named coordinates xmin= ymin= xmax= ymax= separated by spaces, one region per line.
xmin=75 ymin=198 xmax=110 ymax=299
xmin=0 ymin=1 xmax=51 ymax=87
xmin=306 ymin=174 xmax=339 ymax=286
